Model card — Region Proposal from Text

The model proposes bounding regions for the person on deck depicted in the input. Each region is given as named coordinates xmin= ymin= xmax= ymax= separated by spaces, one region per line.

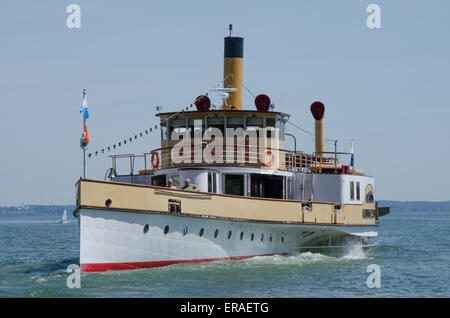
xmin=181 ymin=178 xmax=199 ymax=191
xmin=167 ymin=178 xmax=177 ymax=189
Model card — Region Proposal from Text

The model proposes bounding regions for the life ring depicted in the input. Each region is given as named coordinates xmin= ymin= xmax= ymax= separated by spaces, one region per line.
xmin=261 ymin=149 xmax=274 ymax=167
xmin=151 ymin=151 xmax=160 ymax=168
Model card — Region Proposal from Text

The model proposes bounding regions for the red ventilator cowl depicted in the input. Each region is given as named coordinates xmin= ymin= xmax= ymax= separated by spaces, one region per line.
xmin=254 ymin=94 xmax=271 ymax=112
xmin=310 ymin=101 xmax=325 ymax=120
xmin=194 ymin=95 xmax=211 ymax=111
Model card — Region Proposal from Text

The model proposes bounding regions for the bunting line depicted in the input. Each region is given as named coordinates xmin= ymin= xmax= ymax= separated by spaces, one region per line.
xmin=87 ymin=125 xmax=159 ymax=159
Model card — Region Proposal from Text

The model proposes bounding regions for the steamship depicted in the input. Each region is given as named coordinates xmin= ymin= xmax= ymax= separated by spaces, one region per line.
xmin=74 ymin=28 xmax=386 ymax=272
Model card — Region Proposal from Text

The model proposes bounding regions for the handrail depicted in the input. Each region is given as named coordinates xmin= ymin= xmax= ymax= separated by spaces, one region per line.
xmin=107 ymin=146 xmax=356 ymax=176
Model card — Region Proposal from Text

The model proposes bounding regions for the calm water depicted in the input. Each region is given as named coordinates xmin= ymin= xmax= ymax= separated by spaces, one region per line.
xmin=0 ymin=210 xmax=449 ymax=297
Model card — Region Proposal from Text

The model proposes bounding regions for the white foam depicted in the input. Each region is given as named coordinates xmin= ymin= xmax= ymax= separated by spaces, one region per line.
xmin=341 ymin=244 xmax=368 ymax=260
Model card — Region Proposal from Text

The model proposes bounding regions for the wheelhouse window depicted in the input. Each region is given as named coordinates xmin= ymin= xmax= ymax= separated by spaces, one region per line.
xmin=169 ymin=117 xmax=187 ymax=140
xmin=266 ymin=117 xmax=276 ymax=139
xmin=224 ymin=174 xmax=244 ymax=196
xmin=356 ymin=182 xmax=361 ymax=201
xmin=160 ymin=120 xmax=168 ymax=141
xmin=275 ymin=118 xmax=285 ymax=141
xmin=188 ymin=118 xmax=203 ymax=138
xmin=246 ymin=117 xmax=263 ymax=132
xmin=350 ymin=181 xmax=355 ymax=200
xmin=206 ymin=117 xmax=224 ymax=137
xmin=226 ymin=117 xmax=244 ymax=131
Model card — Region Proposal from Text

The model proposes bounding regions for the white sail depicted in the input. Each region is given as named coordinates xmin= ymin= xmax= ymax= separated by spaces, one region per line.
xmin=61 ymin=209 xmax=68 ymax=223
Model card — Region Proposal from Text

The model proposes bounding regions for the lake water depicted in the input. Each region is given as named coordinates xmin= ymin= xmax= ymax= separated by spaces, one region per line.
xmin=0 ymin=210 xmax=449 ymax=297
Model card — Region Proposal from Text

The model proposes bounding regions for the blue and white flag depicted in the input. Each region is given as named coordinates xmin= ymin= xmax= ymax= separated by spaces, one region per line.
xmin=349 ymin=140 xmax=354 ymax=167
xmin=79 ymin=95 xmax=89 ymax=119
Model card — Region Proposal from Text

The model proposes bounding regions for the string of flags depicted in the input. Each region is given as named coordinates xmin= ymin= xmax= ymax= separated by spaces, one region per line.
xmin=86 ymin=124 xmax=159 ymax=159
xmin=82 ymin=92 xmax=202 ymax=160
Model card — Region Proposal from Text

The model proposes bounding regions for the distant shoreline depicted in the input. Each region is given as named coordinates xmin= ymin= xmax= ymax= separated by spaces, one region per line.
xmin=0 ymin=205 xmax=75 ymax=217
xmin=1 ymin=200 xmax=450 ymax=216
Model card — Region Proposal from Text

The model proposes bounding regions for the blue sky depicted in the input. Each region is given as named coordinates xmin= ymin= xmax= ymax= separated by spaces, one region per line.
xmin=0 ymin=0 xmax=449 ymax=205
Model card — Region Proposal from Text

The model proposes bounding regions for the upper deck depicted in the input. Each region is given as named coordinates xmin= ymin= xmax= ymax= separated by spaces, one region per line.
xmin=154 ymin=109 xmax=291 ymax=170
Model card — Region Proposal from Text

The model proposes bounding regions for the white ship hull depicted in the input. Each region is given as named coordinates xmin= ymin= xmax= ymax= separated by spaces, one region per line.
xmin=76 ymin=208 xmax=377 ymax=272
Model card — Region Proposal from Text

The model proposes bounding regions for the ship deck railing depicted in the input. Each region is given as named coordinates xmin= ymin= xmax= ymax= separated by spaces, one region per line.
xmin=107 ymin=146 xmax=357 ymax=176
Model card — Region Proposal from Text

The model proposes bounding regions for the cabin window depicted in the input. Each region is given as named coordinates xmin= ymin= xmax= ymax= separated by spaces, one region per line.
xmin=206 ymin=117 xmax=224 ymax=137
xmin=160 ymin=120 xmax=168 ymax=141
xmin=250 ymin=174 xmax=283 ymax=199
xmin=365 ymin=185 xmax=375 ymax=203
xmin=246 ymin=117 xmax=263 ymax=132
xmin=350 ymin=181 xmax=355 ymax=200
xmin=275 ymin=118 xmax=285 ymax=141
xmin=265 ymin=117 xmax=276 ymax=139
xmin=151 ymin=175 xmax=166 ymax=187
xmin=188 ymin=118 xmax=203 ymax=138
xmin=224 ymin=174 xmax=244 ymax=196
xmin=356 ymin=182 xmax=361 ymax=201
xmin=169 ymin=118 xmax=187 ymax=140
xmin=208 ymin=172 xmax=218 ymax=193
xmin=366 ymin=191 xmax=374 ymax=203
xmin=226 ymin=117 xmax=244 ymax=130
xmin=168 ymin=175 xmax=180 ymax=187
xmin=286 ymin=177 xmax=293 ymax=199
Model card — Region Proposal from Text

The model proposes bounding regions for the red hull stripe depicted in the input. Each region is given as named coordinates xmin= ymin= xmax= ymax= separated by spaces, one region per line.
xmin=81 ymin=254 xmax=276 ymax=272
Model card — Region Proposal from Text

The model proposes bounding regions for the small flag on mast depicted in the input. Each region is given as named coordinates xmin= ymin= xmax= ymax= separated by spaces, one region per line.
xmin=80 ymin=89 xmax=90 ymax=148
xmin=80 ymin=94 xmax=89 ymax=119
xmin=349 ymin=139 xmax=354 ymax=167
xmin=84 ymin=124 xmax=90 ymax=145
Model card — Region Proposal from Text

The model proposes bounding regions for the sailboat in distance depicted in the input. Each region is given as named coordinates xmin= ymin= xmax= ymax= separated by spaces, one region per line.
xmin=60 ymin=209 xmax=68 ymax=224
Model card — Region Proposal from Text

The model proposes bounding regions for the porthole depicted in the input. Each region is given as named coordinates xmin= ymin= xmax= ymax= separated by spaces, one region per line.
xmin=199 ymin=228 xmax=204 ymax=237
xmin=261 ymin=233 xmax=264 ymax=242
xmin=143 ymin=224 xmax=149 ymax=234
xmin=251 ymin=233 xmax=254 ymax=241
xmin=240 ymin=232 xmax=244 ymax=240
xmin=227 ymin=230 xmax=232 ymax=240
xmin=164 ymin=225 xmax=169 ymax=235
xmin=105 ymin=199 xmax=112 ymax=207
xmin=214 ymin=229 xmax=219 ymax=238
xmin=183 ymin=226 xmax=188 ymax=236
